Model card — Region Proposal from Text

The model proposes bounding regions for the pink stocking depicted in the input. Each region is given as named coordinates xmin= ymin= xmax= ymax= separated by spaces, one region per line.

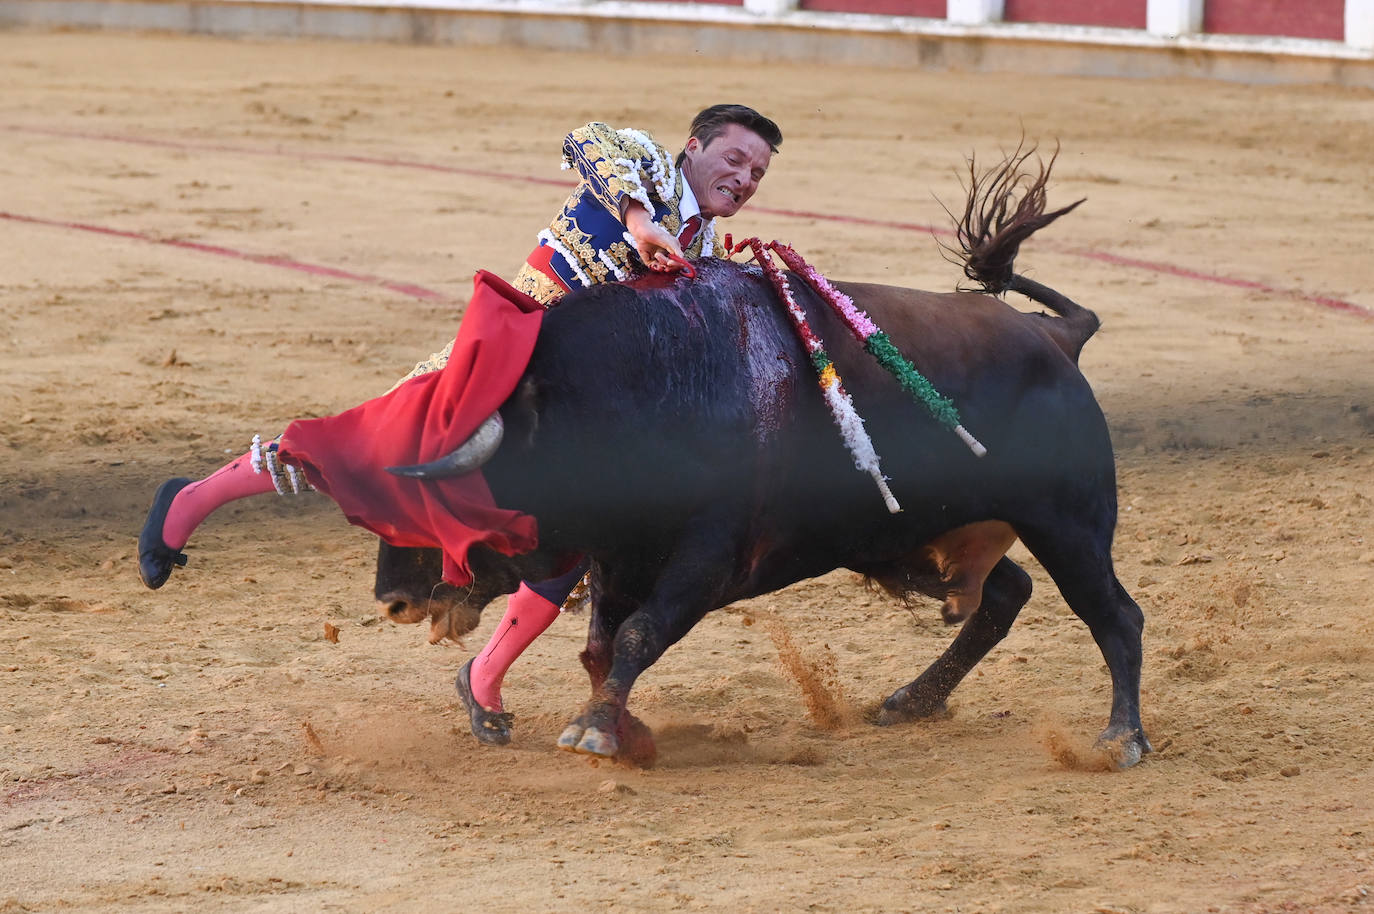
xmin=468 ymin=584 xmax=562 ymax=711
xmin=160 ymin=450 xmax=279 ymax=549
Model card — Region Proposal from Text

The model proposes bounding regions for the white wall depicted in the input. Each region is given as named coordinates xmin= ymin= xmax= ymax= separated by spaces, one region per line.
xmin=1349 ymin=0 xmax=1374 ymax=49
xmin=1146 ymin=0 xmax=1203 ymax=37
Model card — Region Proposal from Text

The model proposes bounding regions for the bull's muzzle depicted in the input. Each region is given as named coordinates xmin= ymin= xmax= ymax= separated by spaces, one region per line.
xmin=385 ymin=411 xmax=504 ymax=480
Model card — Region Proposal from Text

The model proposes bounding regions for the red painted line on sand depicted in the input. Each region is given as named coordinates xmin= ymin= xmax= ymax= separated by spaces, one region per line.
xmin=0 ymin=210 xmax=449 ymax=302
xmin=4 ymin=124 xmax=571 ymax=188
xmin=5 ymin=123 xmax=1371 ymax=320
xmin=1070 ymin=248 xmax=1374 ymax=321
xmin=746 ymin=203 xmax=952 ymax=237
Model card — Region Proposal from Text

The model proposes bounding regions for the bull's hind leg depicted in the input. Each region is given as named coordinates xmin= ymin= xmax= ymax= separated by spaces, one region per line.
xmin=1018 ymin=524 xmax=1152 ymax=767
xmin=878 ymin=555 xmax=1032 ymax=724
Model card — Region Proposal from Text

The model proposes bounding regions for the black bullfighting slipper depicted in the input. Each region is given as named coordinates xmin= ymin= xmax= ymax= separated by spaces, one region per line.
xmin=456 ymin=658 xmax=515 ymax=746
xmin=138 ymin=477 xmax=192 ymax=590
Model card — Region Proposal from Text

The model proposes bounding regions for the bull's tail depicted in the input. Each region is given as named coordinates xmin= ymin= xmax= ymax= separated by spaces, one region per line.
xmin=941 ymin=143 xmax=1100 ymax=362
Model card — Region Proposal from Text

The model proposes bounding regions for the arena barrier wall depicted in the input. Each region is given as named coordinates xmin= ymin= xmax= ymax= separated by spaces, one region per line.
xmin=2 ymin=0 xmax=1372 ymax=88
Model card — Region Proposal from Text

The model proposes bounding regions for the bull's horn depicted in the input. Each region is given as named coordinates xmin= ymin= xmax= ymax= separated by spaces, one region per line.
xmin=386 ymin=412 xmax=504 ymax=479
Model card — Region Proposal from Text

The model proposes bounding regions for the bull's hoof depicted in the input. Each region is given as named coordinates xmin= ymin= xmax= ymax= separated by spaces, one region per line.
xmin=577 ymin=727 xmax=619 ymax=757
xmin=875 ymin=686 xmax=948 ymax=727
xmin=556 ymin=723 xmax=585 ymax=752
xmin=558 ymin=715 xmax=655 ymax=765
xmin=455 ymin=659 xmax=514 ymax=747
xmin=1096 ymin=726 xmax=1153 ymax=769
xmin=556 ymin=724 xmax=619 ymax=758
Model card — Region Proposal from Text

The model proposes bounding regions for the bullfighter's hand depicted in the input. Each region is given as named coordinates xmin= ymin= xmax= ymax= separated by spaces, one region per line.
xmin=623 ymin=202 xmax=687 ymax=273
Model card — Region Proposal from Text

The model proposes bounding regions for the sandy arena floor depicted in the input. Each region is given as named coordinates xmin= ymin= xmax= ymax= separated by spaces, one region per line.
xmin=2 ymin=30 xmax=1373 ymax=913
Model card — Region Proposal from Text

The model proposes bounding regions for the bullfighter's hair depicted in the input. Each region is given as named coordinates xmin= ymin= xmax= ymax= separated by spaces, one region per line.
xmin=675 ymin=104 xmax=783 ymax=167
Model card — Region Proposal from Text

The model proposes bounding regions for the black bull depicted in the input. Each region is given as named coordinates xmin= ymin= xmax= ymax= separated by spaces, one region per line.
xmin=376 ymin=214 xmax=1150 ymax=769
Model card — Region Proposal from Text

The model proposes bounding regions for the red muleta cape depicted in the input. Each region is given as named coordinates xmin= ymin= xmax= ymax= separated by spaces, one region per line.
xmin=279 ymin=270 xmax=544 ymax=585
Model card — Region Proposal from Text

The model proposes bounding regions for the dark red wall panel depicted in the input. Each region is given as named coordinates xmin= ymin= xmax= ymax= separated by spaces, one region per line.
xmin=1003 ymin=0 xmax=1146 ymax=29
xmin=797 ymin=0 xmax=944 ymax=16
xmin=642 ymin=0 xmax=1345 ymax=41
xmin=1203 ymin=0 xmax=1344 ymax=40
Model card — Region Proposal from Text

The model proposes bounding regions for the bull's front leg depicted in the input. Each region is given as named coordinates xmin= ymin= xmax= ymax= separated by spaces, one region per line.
xmin=557 ymin=570 xmax=657 ymax=764
xmin=558 ymin=599 xmax=703 ymax=762
xmin=576 ymin=566 xmax=626 ymax=693
xmin=558 ymin=519 xmax=738 ymax=763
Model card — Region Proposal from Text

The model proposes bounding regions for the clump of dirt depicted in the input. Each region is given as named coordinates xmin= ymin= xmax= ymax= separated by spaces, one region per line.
xmin=614 ymin=712 xmax=658 ymax=768
xmin=648 ymin=720 xmax=757 ymax=768
xmin=776 ymin=744 xmax=826 ymax=766
xmin=1034 ymin=717 xmax=1122 ymax=772
xmin=301 ymin=720 xmax=326 ymax=756
xmin=767 ymin=621 xmax=858 ymax=731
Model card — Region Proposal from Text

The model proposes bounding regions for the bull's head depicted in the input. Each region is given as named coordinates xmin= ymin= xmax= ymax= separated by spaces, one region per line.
xmin=374 ymin=541 xmax=506 ymax=644
xmin=375 ymin=392 xmax=559 ymax=640
xmin=374 ymin=539 xmax=558 ymax=644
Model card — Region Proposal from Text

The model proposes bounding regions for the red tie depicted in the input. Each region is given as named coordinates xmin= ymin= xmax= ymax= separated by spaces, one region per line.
xmin=678 ymin=215 xmax=701 ymax=248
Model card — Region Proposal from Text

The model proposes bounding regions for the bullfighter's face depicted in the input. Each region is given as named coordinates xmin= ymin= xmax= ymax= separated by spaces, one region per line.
xmin=682 ymin=122 xmax=773 ymax=220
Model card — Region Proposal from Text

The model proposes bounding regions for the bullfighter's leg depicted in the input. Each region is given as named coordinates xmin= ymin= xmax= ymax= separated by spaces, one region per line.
xmin=877 ymin=555 xmax=1032 ymax=725
xmin=557 ymin=517 xmax=739 ymax=760
xmin=138 ymin=437 xmax=309 ymax=589
xmin=1017 ymin=523 xmax=1152 ymax=767
xmin=454 ymin=558 xmax=590 ymax=746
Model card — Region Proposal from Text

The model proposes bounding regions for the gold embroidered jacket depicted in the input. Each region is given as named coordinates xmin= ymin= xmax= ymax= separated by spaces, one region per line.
xmin=512 ymin=122 xmax=724 ymax=306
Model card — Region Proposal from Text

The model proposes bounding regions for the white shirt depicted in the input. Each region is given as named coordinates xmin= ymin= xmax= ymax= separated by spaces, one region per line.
xmin=678 ymin=175 xmax=701 ymax=225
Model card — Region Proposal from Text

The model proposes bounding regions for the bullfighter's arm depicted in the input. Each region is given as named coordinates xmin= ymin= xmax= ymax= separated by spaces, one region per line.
xmin=621 ymin=200 xmax=686 ymax=273
xmin=562 ymin=122 xmax=680 ymax=226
